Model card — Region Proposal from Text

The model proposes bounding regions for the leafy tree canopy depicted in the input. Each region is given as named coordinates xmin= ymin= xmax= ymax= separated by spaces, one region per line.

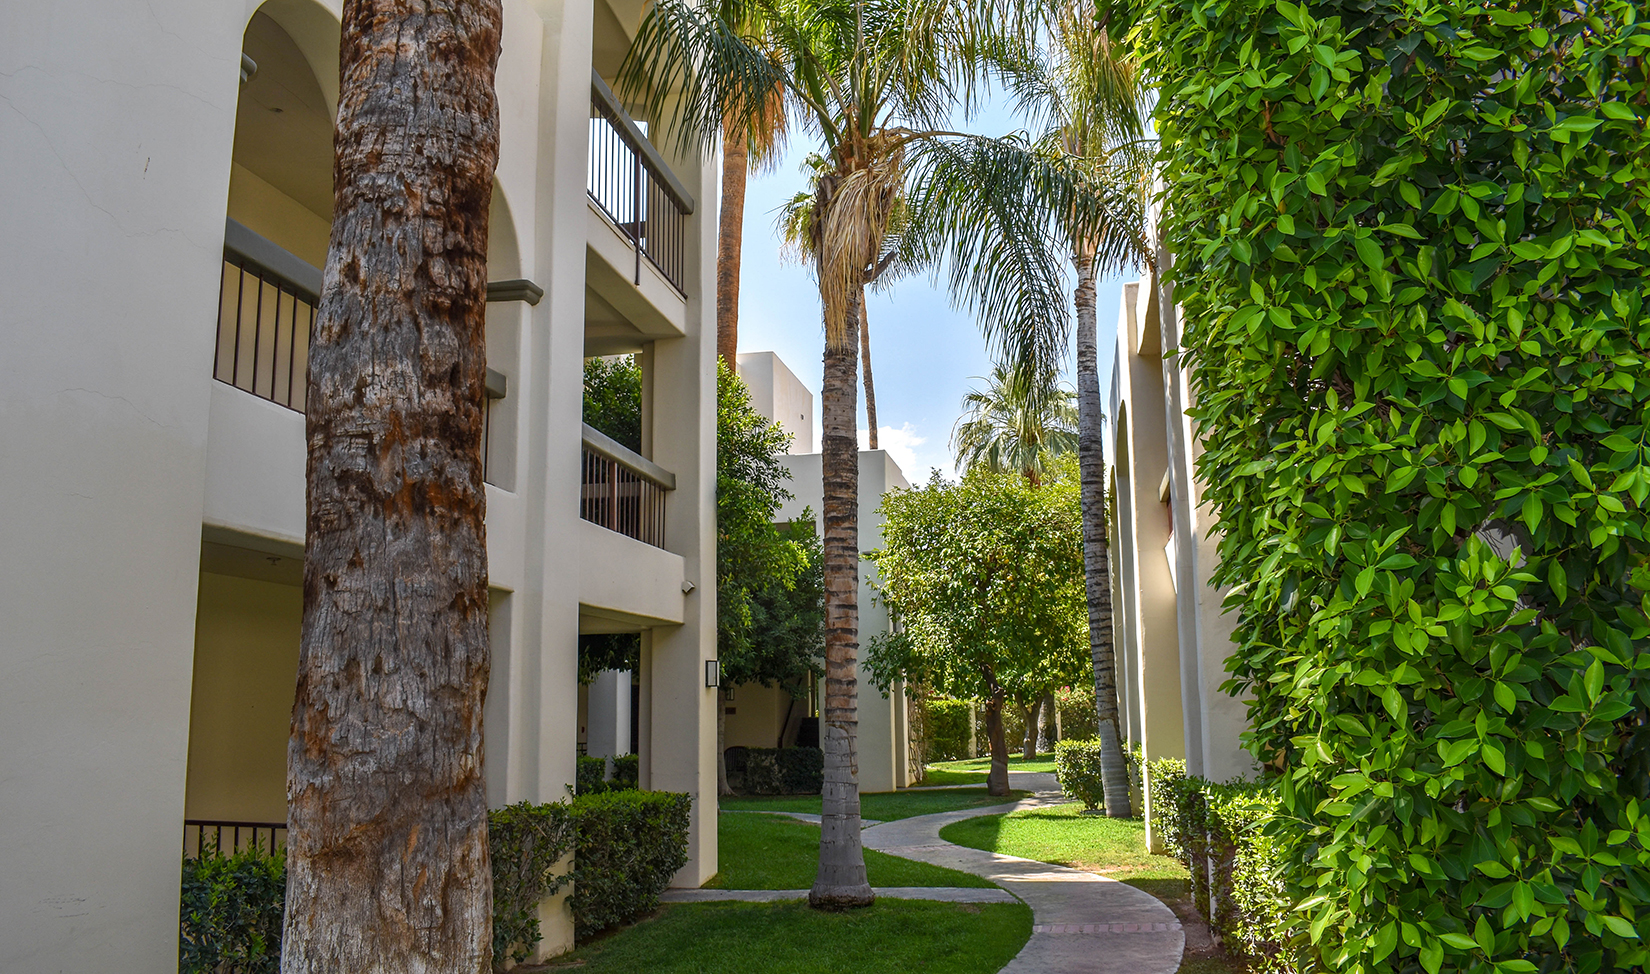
xmin=718 ymin=362 xmax=822 ymax=689
xmin=583 ymin=355 xmax=643 ymax=452
xmin=865 ymin=461 xmax=1092 ymax=708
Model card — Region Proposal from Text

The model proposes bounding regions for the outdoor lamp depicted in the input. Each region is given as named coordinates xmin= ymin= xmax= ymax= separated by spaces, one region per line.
xmin=705 ymin=659 xmax=721 ymax=688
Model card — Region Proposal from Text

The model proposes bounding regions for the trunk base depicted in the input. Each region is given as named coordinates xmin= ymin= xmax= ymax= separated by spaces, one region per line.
xmin=809 ymin=884 xmax=876 ymax=910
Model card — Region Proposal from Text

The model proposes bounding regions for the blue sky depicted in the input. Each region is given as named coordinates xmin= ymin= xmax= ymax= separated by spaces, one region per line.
xmin=731 ymin=103 xmax=1136 ymax=482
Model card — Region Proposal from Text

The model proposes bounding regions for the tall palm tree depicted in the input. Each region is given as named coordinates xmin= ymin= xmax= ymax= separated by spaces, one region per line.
xmin=285 ymin=1 xmax=501 ymax=970
xmin=623 ymin=0 xmax=1103 ymax=908
xmin=713 ymin=0 xmax=788 ymax=366
xmin=1001 ymin=0 xmax=1152 ymax=818
xmin=952 ymin=363 xmax=1078 ymax=486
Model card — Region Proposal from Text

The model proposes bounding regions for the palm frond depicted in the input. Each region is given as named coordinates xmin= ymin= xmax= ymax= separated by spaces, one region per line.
xmin=951 ymin=363 xmax=1079 ymax=483
xmin=618 ymin=0 xmax=793 ymax=157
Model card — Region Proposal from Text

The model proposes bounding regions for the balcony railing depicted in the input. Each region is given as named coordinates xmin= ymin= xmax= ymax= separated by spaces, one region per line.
xmin=212 ymin=220 xmax=517 ymax=484
xmin=581 ymin=424 xmax=674 ymax=548
xmin=184 ymin=819 xmax=287 ymax=858
xmin=588 ymin=71 xmax=695 ymax=295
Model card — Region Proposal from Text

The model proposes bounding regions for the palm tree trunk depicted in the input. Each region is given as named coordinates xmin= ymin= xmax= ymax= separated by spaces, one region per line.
xmin=810 ymin=286 xmax=874 ymax=909
xmin=860 ymin=289 xmax=877 ymax=449
xmin=285 ymin=3 xmax=500 ymax=971
xmin=716 ymin=121 xmax=748 ymax=366
xmin=1074 ymin=251 xmax=1132 ymax=819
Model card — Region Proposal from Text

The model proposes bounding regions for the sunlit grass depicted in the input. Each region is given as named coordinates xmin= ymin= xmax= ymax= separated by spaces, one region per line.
xmin=720 ymin=788 xmax=1025 ymax=822
xmin=707 ymin=812 xmax=993 ymax=890
xmin=938 ymin=803 xmax=1186 ymax=883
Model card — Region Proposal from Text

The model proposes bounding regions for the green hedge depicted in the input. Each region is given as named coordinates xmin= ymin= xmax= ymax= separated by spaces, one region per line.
xmin=1053 ymin=739 xmax=1106 ymax=811
xmin=725 ymin=746 xmax=823 ymax=794
xmin=179 ymin=790 xmax=690 ymax=968
xmin=568 ymin=790 xmax=692 ymax=939
xmin=924 ymin=698 xmax=974 ymax=761
xmin=1143 ymin=0 xmax=1650 ymax=971
xmin=1145 ymin=760 xmax=1292 ymax=972
xmin=577 ymin=753 xmax=641 ymax=795
xmin=179 ymin=846 xmax=284 ymax=974
xmin=489 ymin=801 xmax=575 ymax=969
xmin=1055 ymin=684 xmax=1098 ymax=741
xmin=611 ymin=753 xmax=640 ymax=790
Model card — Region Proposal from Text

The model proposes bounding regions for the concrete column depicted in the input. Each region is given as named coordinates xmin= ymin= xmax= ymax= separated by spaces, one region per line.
xmin=586 ymin=669 xmax=633 ymax=759
xmin=643 ymin=96 xmax=719 ymax=887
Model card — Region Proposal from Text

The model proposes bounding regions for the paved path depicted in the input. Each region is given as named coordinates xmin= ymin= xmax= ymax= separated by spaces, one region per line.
xmin=698 ymin=769 xmax=1183 ymax=973
xmin=861 ymin=782 xmax=1184 ymax=974
xmin=661 ymin=886 xmax=1017 ymax=904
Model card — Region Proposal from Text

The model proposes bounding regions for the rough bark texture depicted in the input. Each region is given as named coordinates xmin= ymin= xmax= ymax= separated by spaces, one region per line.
xmin=715 ymin=123 xmax=748 ymax=367
xmin=810 ymin=288 xmax=874 ymax=909
xmin=859 ymin=290 xmax=877 ymax=449
xmin=1039 ymin=691 xmax=1057 ymax=752
xmin=983 ymin=688 xmax=1010 ymax=796
xmin=1020 ymin=696 xmax=1041 ymax=760
xmin=1074 ymin=252 xmax=1133 ymax=819
xmin=284 ymin=2 xmax=501 ymax=971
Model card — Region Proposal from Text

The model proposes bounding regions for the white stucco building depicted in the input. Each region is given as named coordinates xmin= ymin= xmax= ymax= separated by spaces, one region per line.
xmin=1 ymin=0 xmax=721 ymax=968
xmin=1105 ymin=269 xmax=1254 ymax=850
xmin=730 ymin=352 xmax=915 ymax=791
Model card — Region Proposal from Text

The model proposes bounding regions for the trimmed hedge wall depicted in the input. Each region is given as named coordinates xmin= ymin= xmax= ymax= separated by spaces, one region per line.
xmin=1054 ymin=739 xmax=1107 ymax=811
xmin=576 ymin=753 xmax=641 ymax=795
xmin=724 ymin=746 xmax=823 ymax=795
xmin=567 ymin=790 xmax=692 ymax=939
xmin=924 ymin=698 xmax=974 ymax=761
xmin=179 ymin=846 xmax=284 ymax=974
xmin=1142 ymin=1 xmax=1650 ymax=971
xmin=179 ymin=790 xmax=690 ymax=970
xmin=1146 ymin=760 xmax=1292 ymax=972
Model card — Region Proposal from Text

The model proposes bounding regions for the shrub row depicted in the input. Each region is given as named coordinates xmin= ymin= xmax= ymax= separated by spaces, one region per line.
xmin=567 ymin=789 xmax=692 ymax=939
xmin=1145 ymin=760 xmax=1293 ymax=973
xmin=180 ymin=788 xmax=690 ymax=972
xmin=575 ymin=753 xmax=640 ymax=795
xmin=723 ymin=746 xmax=823 ymax=794
xmin=1053 ymin=739 xmax=1107 ymax=811
xmin=923 ymin=698 xmax=974 ymax=761
xmin=179 ymin=847 xmax=284 ymax=974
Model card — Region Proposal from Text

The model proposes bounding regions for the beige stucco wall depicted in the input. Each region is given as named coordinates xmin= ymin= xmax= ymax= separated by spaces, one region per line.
xmin=185 ymin=572 xmax=301 ymax=823
xmin=723 ymin=682 xmax=794 ymax=750
xmin=1 ymin=0 xmax=718 ymax=967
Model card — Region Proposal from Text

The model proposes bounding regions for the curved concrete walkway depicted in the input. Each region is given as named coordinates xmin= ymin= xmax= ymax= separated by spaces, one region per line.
xmin=861 ymin=776 xmax=1184 ymax=974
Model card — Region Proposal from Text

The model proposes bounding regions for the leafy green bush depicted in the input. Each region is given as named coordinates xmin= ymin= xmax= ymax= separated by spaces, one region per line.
xmin=179 ymin=846 xmax=285 ymax=974
xmin=489 ymin=801 xmax=576 ymax=970
xmin=611 ymin=753 xmax=640 ymax=791
xmin=1053 ymin=739 xmax=1107 ymax=811
xmin=1055 ymin=684 xmax=1098 ymax=740
xmin=568 ymin=790 xmax=692 ymax=939
xmin=728 ymin=746 xmax=823 ymax=795
xmin=1142 ymin=0 xmax=1650 ymax=971
xmin=576 ymin=755 xmax=609 ymax=795
xmin=1146 ymin=761 xmax=1290 ymax=971
xmin=924 ymin=698 xmax=974 ymax=761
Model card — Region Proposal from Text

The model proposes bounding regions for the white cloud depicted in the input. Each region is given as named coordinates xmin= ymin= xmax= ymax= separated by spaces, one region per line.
xmin=859 ymin=422 xmax=948 ymax=481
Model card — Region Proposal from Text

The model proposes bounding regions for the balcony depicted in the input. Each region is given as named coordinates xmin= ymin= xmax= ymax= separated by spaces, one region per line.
xmin=212 ymin=219 xmax=514 ymax=484
xmin=580 ymin=424 xmax=674 ymax=548
xmin=587 ymin=71 xmax=694 ymax=296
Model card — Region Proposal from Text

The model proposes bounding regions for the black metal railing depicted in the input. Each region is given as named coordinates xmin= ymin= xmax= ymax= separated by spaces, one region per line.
xmin=214 ymin=222 xmax=318 ymax=413
xmin=580 ymin=424 xmax=674 ymax=549
xmin=588 ymin=72 xmax=695 ymax=294
xmin=184 ymin=819 xmax=287 ymax=858
xmin=212 ymin=220 xmax=519 ymax=485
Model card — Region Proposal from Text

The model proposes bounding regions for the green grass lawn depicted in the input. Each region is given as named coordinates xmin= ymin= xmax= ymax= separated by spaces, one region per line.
xmin=707 ymin=812 xmax=993 ymax=889
xmin=923 ymin=754 xmax=1058 ymax=779
xmin=552 ymin=900 xmax=1032 ymax=974
xmin=721 ymin=787 xmax=1025 ymax=822
xmin=937 ymin=803 xmax=1187 ymax=884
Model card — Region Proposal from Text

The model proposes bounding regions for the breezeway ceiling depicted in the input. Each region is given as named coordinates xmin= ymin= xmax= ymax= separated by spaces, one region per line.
xmin=235 ymin=12 xmax=334 ymax=221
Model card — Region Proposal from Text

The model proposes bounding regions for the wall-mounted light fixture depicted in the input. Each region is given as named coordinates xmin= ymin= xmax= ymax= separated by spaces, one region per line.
xmin=705 ymin=659 xmax=721 ymax=688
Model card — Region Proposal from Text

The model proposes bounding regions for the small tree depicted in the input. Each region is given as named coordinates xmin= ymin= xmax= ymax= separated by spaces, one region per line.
xmin=866 ymin=465 xmax=1091 ymax=795
xmin=716 ymin=363 xmax=820 ymax=792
